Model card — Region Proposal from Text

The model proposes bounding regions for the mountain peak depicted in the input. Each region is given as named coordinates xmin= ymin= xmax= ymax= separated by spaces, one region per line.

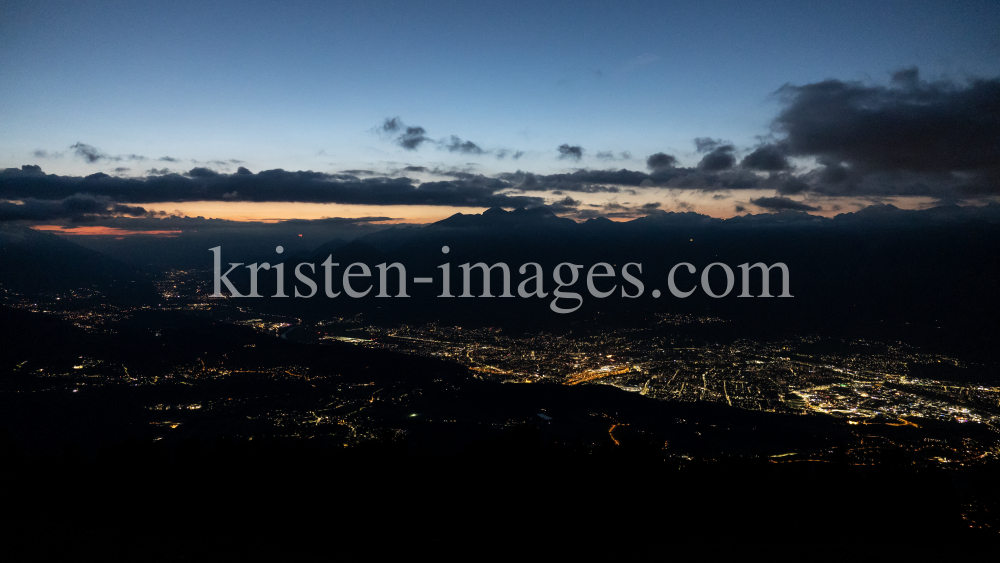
xmin=482 ymin=207 xmax=509 ymax=216
xmin=430 ymin=206 xmax=573 ymax=230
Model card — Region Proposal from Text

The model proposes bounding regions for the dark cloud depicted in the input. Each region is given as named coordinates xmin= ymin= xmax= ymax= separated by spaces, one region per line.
xmin=0 ymin=167 xmax=544 ymax=208
xmin=381 ymin=117 xmax=403 ymax=133
xmin=399 ymin=126 xmax=430 ymax=150
xmin=376 ymin=117 xmax=527 ymax=159
xmin=694 ymin=138 xmax=728 ymax=153
xmin=21 ymin=165 xmax=43 ymax=175
xmin=445 ymin=136 xmax=485 ymax=155
xmin=545 ymin=196 xmax=583 ymax=214
xmin=777 ymin=177 xmax=810 ymax=195
xmin=497 ymin=169 xmax=646 ymax=192
xmin=740 ymin=144 xmax=790 ymax=171
xmin=774 ymin=68 xmax=1000 ymax=185
xmin=496 ymin=166 xmax=768 ymax=193
xmin=816 ymin=158 xmax=850 ymax=184
xmin=557 ymin=169 xmax=646 ymax=187
xmin=376 ymin=117 xmax=430 ymax=150
xmin=114 ymin=167 xmax=131 ymax=173
xmin=596 ymin=151 xmax=632 ymax=161
xmin=159 ymin=156 xmax=180 ymax=162
xmin=186 ymin=167 xmax=219 ymax=178
xmin=540 ymin=198 xmax=674 ymax=221
xmin=891 ymin=67 xmax=920 ymax=88
xmin=734 ymin=205 xmax=746 ymax=213
xmin=749 ymin=196 xmax=820 ymax=212
xmin=646 ymin=152 xmax=678 ymax=171
xmin=69 ymin=143 xmax=150 ymax=163
xmin=414 ymin=166 xmax=481 ymax=178
xmin=614 ymin=201 xmax=666 ymax=218
xmin=32 ymin=150 xmax=63 ymax=159
xmin=0 ymin=194 xmax=160 ymax=222
xmin=71 ymin=142 xmax=114 ymax=163
xmin=68 ymin=143 xmax=153 ymax=163
xmin=698 ymin=144 xmax=736 ymax=171
xmin=557 ymin=144 xmax=583 ymax=161
xmin=573 ymin=209 xmax=603 ymax=220
xmin=236 ymin=166 xmax=252 ymax=175
xmin=375 ymin=117 xmax=431 ymax=150
xmin=146 ymin=168 xmax=171 ymax=175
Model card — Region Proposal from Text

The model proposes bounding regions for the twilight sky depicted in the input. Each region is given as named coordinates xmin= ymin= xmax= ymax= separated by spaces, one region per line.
xmin=1 ymin=0 xmax=998 ymax=226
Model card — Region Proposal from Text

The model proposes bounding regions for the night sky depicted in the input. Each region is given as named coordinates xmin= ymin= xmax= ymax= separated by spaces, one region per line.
xmin=2 ymin=0 xmax=998 ymax=225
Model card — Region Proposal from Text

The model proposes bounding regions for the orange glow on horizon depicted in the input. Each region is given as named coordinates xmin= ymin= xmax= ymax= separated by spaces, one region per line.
xmin=138 ymin=201 xmax=467 ymax=224
xmin=131 ymin=193 xmax=950 ymax=223
xmin=24 ymin=196 xmax=957 ymax=238
xmin=32 ymin=225 xmax=182 ymax=237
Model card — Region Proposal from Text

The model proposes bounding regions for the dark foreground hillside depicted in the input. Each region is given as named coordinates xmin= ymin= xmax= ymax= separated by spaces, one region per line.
xmin=5 ymin=432 xmax=998 ymax=560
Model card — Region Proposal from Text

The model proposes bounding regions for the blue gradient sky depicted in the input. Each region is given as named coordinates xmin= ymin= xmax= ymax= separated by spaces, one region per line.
xmin=3 ymin=0 xmax=997 ymax=176
xmin=1 ymin=0 xmax=998 ymax=226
